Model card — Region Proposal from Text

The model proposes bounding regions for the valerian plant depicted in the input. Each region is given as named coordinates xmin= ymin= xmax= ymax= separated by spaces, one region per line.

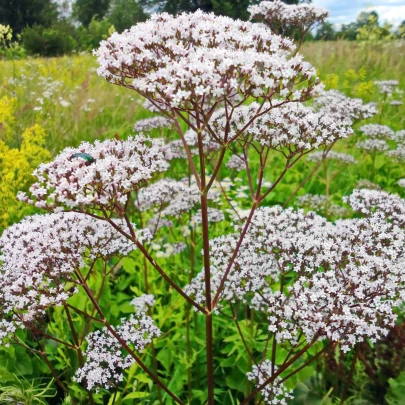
xmin=1 ymin=5 xmax=405 ymax=405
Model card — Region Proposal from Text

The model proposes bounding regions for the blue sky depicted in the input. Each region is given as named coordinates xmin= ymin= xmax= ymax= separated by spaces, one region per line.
xmin=315 ymin=0 xmax=405 ymax=28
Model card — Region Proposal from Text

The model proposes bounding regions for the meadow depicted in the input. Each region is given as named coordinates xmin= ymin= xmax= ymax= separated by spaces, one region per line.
xmin=1 ymin=37 xmax=405 ymax=405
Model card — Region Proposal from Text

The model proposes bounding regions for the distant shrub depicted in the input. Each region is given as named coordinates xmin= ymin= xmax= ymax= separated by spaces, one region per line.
xmin=21 ymin=23 xmax=77 ymax=56
xmin=76 ymin=18 xmax=115 ymax=50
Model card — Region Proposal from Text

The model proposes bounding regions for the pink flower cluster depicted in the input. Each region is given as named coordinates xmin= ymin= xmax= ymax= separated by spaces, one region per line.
xmin=0 ymin=212 xmax=135 ymax=345
xmin=18 ymin=136 xmax=168 ymax=213
xmin=95 ymin=11 xmax=321 ymax=110
xmin=187 ymin=191 xmax=405 ymax=351
xmin=248 ymin=0 xmax=329 ymax=34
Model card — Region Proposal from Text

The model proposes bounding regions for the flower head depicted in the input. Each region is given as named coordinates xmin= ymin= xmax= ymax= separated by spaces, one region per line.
xmin=19 ymin=136 xmax=168 ymax=213
xmin=314 ymin=90 xmax=377 ymax=125
xmin=356 ymin=139 xmax=389 ymax=153
xmin=95 ymin=11 xmax=321 ymax=110
xmin=186 ymin=101 xmax=352 ymax=155
xmin=307 ymin=151 xmax=356 ymax=164
xmin=75 ymin=296 xmax=160 ymax=391
xmin=0 ymin=212 xmax=135 ymax=345
xmin=248 ymin=0 xmax=329 ymax=35
xmin=358 ymin=124 xmax=394 ymax=139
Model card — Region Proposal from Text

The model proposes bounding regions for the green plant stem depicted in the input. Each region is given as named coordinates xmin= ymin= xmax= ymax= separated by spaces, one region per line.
xmin=371 ymin=152 xmax=376 ymax=182
xmin=79 ymin=268 xmax=106 ymax=345
xmin=379 ymin=93 xmax=387 ymax=124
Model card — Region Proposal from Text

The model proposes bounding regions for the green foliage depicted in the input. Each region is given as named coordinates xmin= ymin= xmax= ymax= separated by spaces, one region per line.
xmin=73 ymin=0 xmax=111 ymax=27
xmin=0 ymin=0 xmax=58 ymax=35
xmin=0 ymin=375 xmax=56 ymax=405
xmin=76 ymin=17 xmax=115 ymax=50
xmin=315 ymin=22 xmax=336 ymax=41
xmin=211 ymin=0 xmax=251 ymax=21
xmin=386 ymin=372 xmax=405 ymax=405
xmin=0 ymin=25 xmax=26 ymax=59
xmin=356 ymin=13 xmax=394 ymax=42
xmin=108 ymin=0 xmax=148 ymax=33
xmin=21 ymin=22 xmax=77 ymax=56
xmin=398 ymin=21 xmax=405 ymax=38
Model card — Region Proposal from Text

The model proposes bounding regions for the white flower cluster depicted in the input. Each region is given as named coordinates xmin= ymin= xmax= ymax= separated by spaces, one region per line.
xmin=226 ymin=154 xmax=246 ymax=171
xmin=314 ymin=90 xmax=377 ymax=125
xmin=193 ymin=102 xmax=352 ymax=155
xmin=307 ymin=151 xmax=357 ymax=164
xmin=190 ymin=208 xmax=225 ymax=227
xmin=130 ymin=294 xmax=155 ymax=313
xmin=356 ymin=139 xmax=389 ymax=153
xmin=187 ymin=200 xmax=405 ymax=350
xmin=186 ymin=207 xmax=327 ymax=307
xmin=134 ymin=117 xmax=172 ymax=132
xmin=387 ymin=145 xmax=405 ymax=162
xmin=164 ymin=140 xmax=189 ymax=160
xmin=0 ymin=319 xmax=19 ymax=347
xmin=247 ymin=360 xmax=294 ymax=405
xmin=358 ymin=124 xmax=394 ymax=139
xmin=344 ymin=188 xmax=405 ymax=228
xmin=182 ymin=129 xmax=222 ymax=155
xmin=248 ymin=0 xmax=329 ymax=34
xmin=390 ymin=100 xmax=403 ymax=106
xmin=296 ymin=194 xmax=348 ymax=217
xmin=75 ymin=295 xmax=160 ymax=391
xmin=151 ymin=241 xmax=186 ymax=258
xmin=398 ymin=179 xmax=405 ymax=188
xmin=393 ymin=130 xmax=405 ymax=143
xmin=95 ymin=11 xmax=321 ymax=109
xmin=356 ymin=179 xmax=381 ymax=190
xmin=137 ymin=178 xmax=220 ymax=221
xmin=143 ymin=99 xmax=168 ymax=113
xmin=375 ymin=80 xmax=399 ymax=95
xmin=0 ymin=213 xmax=135 ymax=344
xmin=19 ymin=136 xmax=168 ymax=212
xmin=136 ymin=179 xmax=187 ymax=212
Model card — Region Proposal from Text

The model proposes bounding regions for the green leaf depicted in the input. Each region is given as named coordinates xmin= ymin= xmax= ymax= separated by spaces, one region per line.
xmin=135 ymin=373 xmax=152 ymax=384
xmin=107 ymin=392 xmax=121 ymax=405
xmin=123 ymin=392 xmax=149 ymax=400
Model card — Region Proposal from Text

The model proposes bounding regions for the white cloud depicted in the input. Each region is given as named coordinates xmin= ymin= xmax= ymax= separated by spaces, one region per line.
xmin=314 ymin=0 xmax=405 ymax=27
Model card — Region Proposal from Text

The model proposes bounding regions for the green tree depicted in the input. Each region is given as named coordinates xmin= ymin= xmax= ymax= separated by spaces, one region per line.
xmin=356 ymin=11 xmax=394 ymax=41
xmin=140 ymin=0 xmax=303 ymax=19
xmin=21 ymin=20 xmax=77 ymax=56
xmin=338 ymin=22 xmax=357 ymax=40
xmin=76 ymin=17 xmax=115 ymax=49
xmin=211 ymin=0 xmax=251 ymax=21
xmin=108 ymin=0 xmax=148 ymax=32
xmin=315 ymin=21 xmax=336 ymax=41
xmin=0 ymin=0 xmax=58 ymax=34
xmin=398 ymin=20 xmax=405 ymax=38
xmin=73 ymin=0 xmax=111 ymax=26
